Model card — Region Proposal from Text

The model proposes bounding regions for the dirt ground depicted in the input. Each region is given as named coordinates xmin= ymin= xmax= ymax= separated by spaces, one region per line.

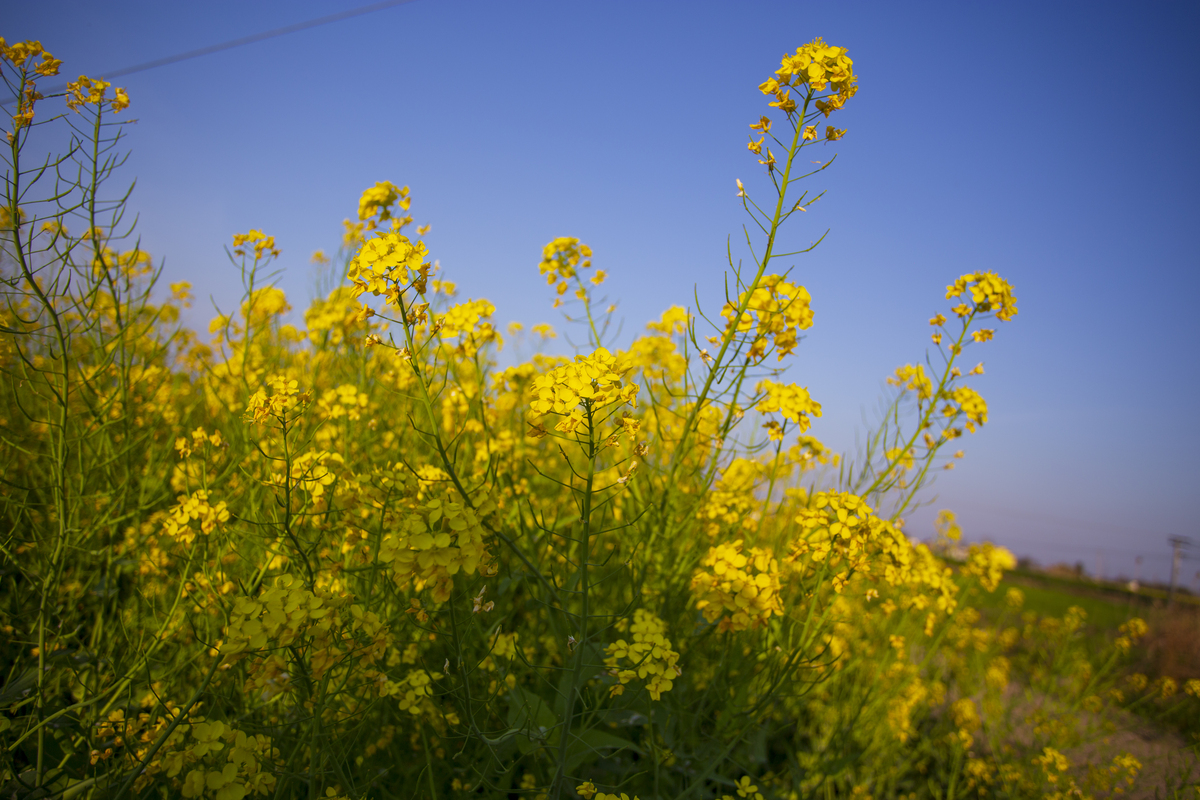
xmin=1067 ymin=710 xmax=1199 ymax=798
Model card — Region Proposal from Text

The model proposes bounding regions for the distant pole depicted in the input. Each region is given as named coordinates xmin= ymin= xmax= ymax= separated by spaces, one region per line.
xmin=1167 ymin=536 xmax=1190 ymax=607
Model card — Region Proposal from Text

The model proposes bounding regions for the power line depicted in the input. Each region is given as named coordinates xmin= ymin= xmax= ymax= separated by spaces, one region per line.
xmin=5 ymin=0 xmax=419 ymax=102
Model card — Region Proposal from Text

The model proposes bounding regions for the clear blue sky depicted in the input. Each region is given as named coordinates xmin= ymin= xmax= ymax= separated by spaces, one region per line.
xmin=9 ymin=0 xmax=1200 ymax=584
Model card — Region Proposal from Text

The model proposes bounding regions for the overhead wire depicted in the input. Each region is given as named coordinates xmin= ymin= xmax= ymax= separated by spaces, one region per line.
xmin=3 ymin=0 xmax=420 ymax=104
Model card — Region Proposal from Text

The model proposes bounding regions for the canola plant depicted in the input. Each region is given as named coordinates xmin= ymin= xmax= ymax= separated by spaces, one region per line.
xmin=3 ymin=35 xmax=1197 ymax=800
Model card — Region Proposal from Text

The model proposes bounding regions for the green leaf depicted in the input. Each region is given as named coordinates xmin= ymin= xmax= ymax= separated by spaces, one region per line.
xmin=507 ymin=686 xmax=558 ymax=754
xmin=0 ymin=669 xmax=38 ymax=708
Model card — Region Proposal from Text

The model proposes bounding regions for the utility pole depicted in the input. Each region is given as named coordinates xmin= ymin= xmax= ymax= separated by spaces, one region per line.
xmin=1167 ymin=536 xmax=1191 ymax=607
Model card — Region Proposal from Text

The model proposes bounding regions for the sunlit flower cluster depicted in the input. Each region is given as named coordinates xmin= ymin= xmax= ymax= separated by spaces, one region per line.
xmin=161 ymin=490 xmax=230 ymax=545
xmin=721 ymin=274 xmax=813 ymax=360
xmin=946 ymin=271 xmax=1019 ymax=321
xmin=1 ymin=39 xmax=65 ymax=131
xmin=245 ymin=376 xmax=310 ymax=425
xmin=232 ymin=229 xmax=279 ymax=261
xmin=537 ymin=236 xmax=594 ymax=298
xmin=358 ymin=180 xmax=410 ymax=227
xmin=348 ymin=232 xmax=430 ymax=300
xmin=691 ymin=540 xmax=784 ymax=631
xmin=964 ymin=543 xmax=1016 ymax=592
xmin=1 ymin=38 xmax=62 ymax=75
xmin=887 ymin=364 xmax=934 ymax=401
xmin=949 ymin=385 xmax=988 ymax=431
xmin=755 ymin=379 xmax=822 ymax=433
xmin=758 ymin=38 xmax=857 ymax=116
xmin=528 ymin=347 xmax=639 ymax=435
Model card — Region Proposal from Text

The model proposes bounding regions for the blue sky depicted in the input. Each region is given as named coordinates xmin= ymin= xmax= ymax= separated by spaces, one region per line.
xmin=9 ymin=0 xmax=1200 ymax=583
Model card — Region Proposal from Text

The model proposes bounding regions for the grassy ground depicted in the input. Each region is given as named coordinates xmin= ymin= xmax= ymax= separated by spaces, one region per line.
xmin=1006 ymin=576 xmax=1136 ymax=628
xmin=966 ymin=569 xmax=1138 ymax=655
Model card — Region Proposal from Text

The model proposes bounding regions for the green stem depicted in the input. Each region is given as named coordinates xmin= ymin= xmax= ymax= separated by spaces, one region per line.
xmin=550 ymin=404 xmax=598 ymax=800
xmin=659 ymin=91 xmax=814 ymax=500
xmin=111 ymin=656 xmax=223 ymax=800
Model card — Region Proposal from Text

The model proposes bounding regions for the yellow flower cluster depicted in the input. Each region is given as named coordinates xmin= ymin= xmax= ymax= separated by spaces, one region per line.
xmin=1 ymin=39 xmax=65 ymax=130
xmin=1 ymin=38 xmax=62 ymax=75
xmin=759 ymin=38 xmax=857 ymax=115
xmin=697 ymin=459 xmax=763 ymax=536
xmin=285 ymin=449 xmax=343 ymax=501
xmin=318 ymin=384 xmax=368 ymax=421
xmin=439 ymin=298 xmax=497 ymax=339
xmin=887 ymin=364 xmax=934 ymax=400
xmin=176 ymin=427 xmax=225 ymax=460
xmin=386 ymin=669 xmax=437 ymax=715
xmin=348 ymin=232 xmax=430 ymax=300
xmin=949 ymin=697 xmax=981 ymax=748
xmin=946 ymin=272 xmax=1018 ymax=321
xmin=245 ymin=376 xmax=310 ymax=425
xmin=795 ymin=491 xmax=871 ymax=540
xmin=357 ymin=181 xmax=410 ymax=227
xmin=883 ymin=671 xmax=930 ymax=743
xmin=788 ymin=491 xmax=919 ymax=593
xmin=949 ymin=386 xmax=987 ymax=430
xmin=963 ymin=542 xmax=1016 ymax=591
xmin=755 ymin=379 xmax=822 ymax=432
xmin=101 ymin=710 xmax=276 ymax=797
xmin=722 ymin=776 xmax=764 ymax=800
xmin=885 ymin=446 xmax=915 ymax=472
xmin=231 ymin=230 xmax=279 ymax=261
xmin=626 ymin=335 xmax=687 ymax=389
xmin=721 ymin=275 xmax=813 ymax=361
xmin=788 ymin=435 xmax=838 ymax=470
xmin=537 ymin=236 xmax=593 ymax=297
xmin=528 ymin=348 xmax=639 ymax=435
xmin=646 ymin=305 xmax=690 ymax=335
xmin=1106 ymin=754 xmax=1143 ymax=792
xmin=178 ymin=723 xmax=278 ymax=800
xmin=161 ymin=490 xmax=230 ymax=545
xmin=344 ymin=182 xmax=415 ymax=245
xmin=89 ymin=245 xmax=153 ymax=283
xmin=241 ymin=286 xmax=291 ymax=324
xmin=1114 ymin=617 xmax=1149 ymax=654
xmin=304 ymin=287 xmax=369 ymax=345
xmin=226 ymin=593 xmax=387 ymax=697
xmin=221 ymin=575 xmax=330 ymax=658
xmin=1037 ymin=746 xmax=1071 ymax=785
xmin=377 ymin=496 xmax=495 ymax=603
xmin=604 ymin=609 xmax=681 ymax=700
xmin=691 ymin=540 xmax=784 ymax=631
xmin=0 ymin=206 xmax=24 ymax=230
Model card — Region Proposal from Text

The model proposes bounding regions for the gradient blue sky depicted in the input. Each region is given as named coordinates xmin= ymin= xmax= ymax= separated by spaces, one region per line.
xmin=9 ymin=0 xmax=1199 ymax=583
